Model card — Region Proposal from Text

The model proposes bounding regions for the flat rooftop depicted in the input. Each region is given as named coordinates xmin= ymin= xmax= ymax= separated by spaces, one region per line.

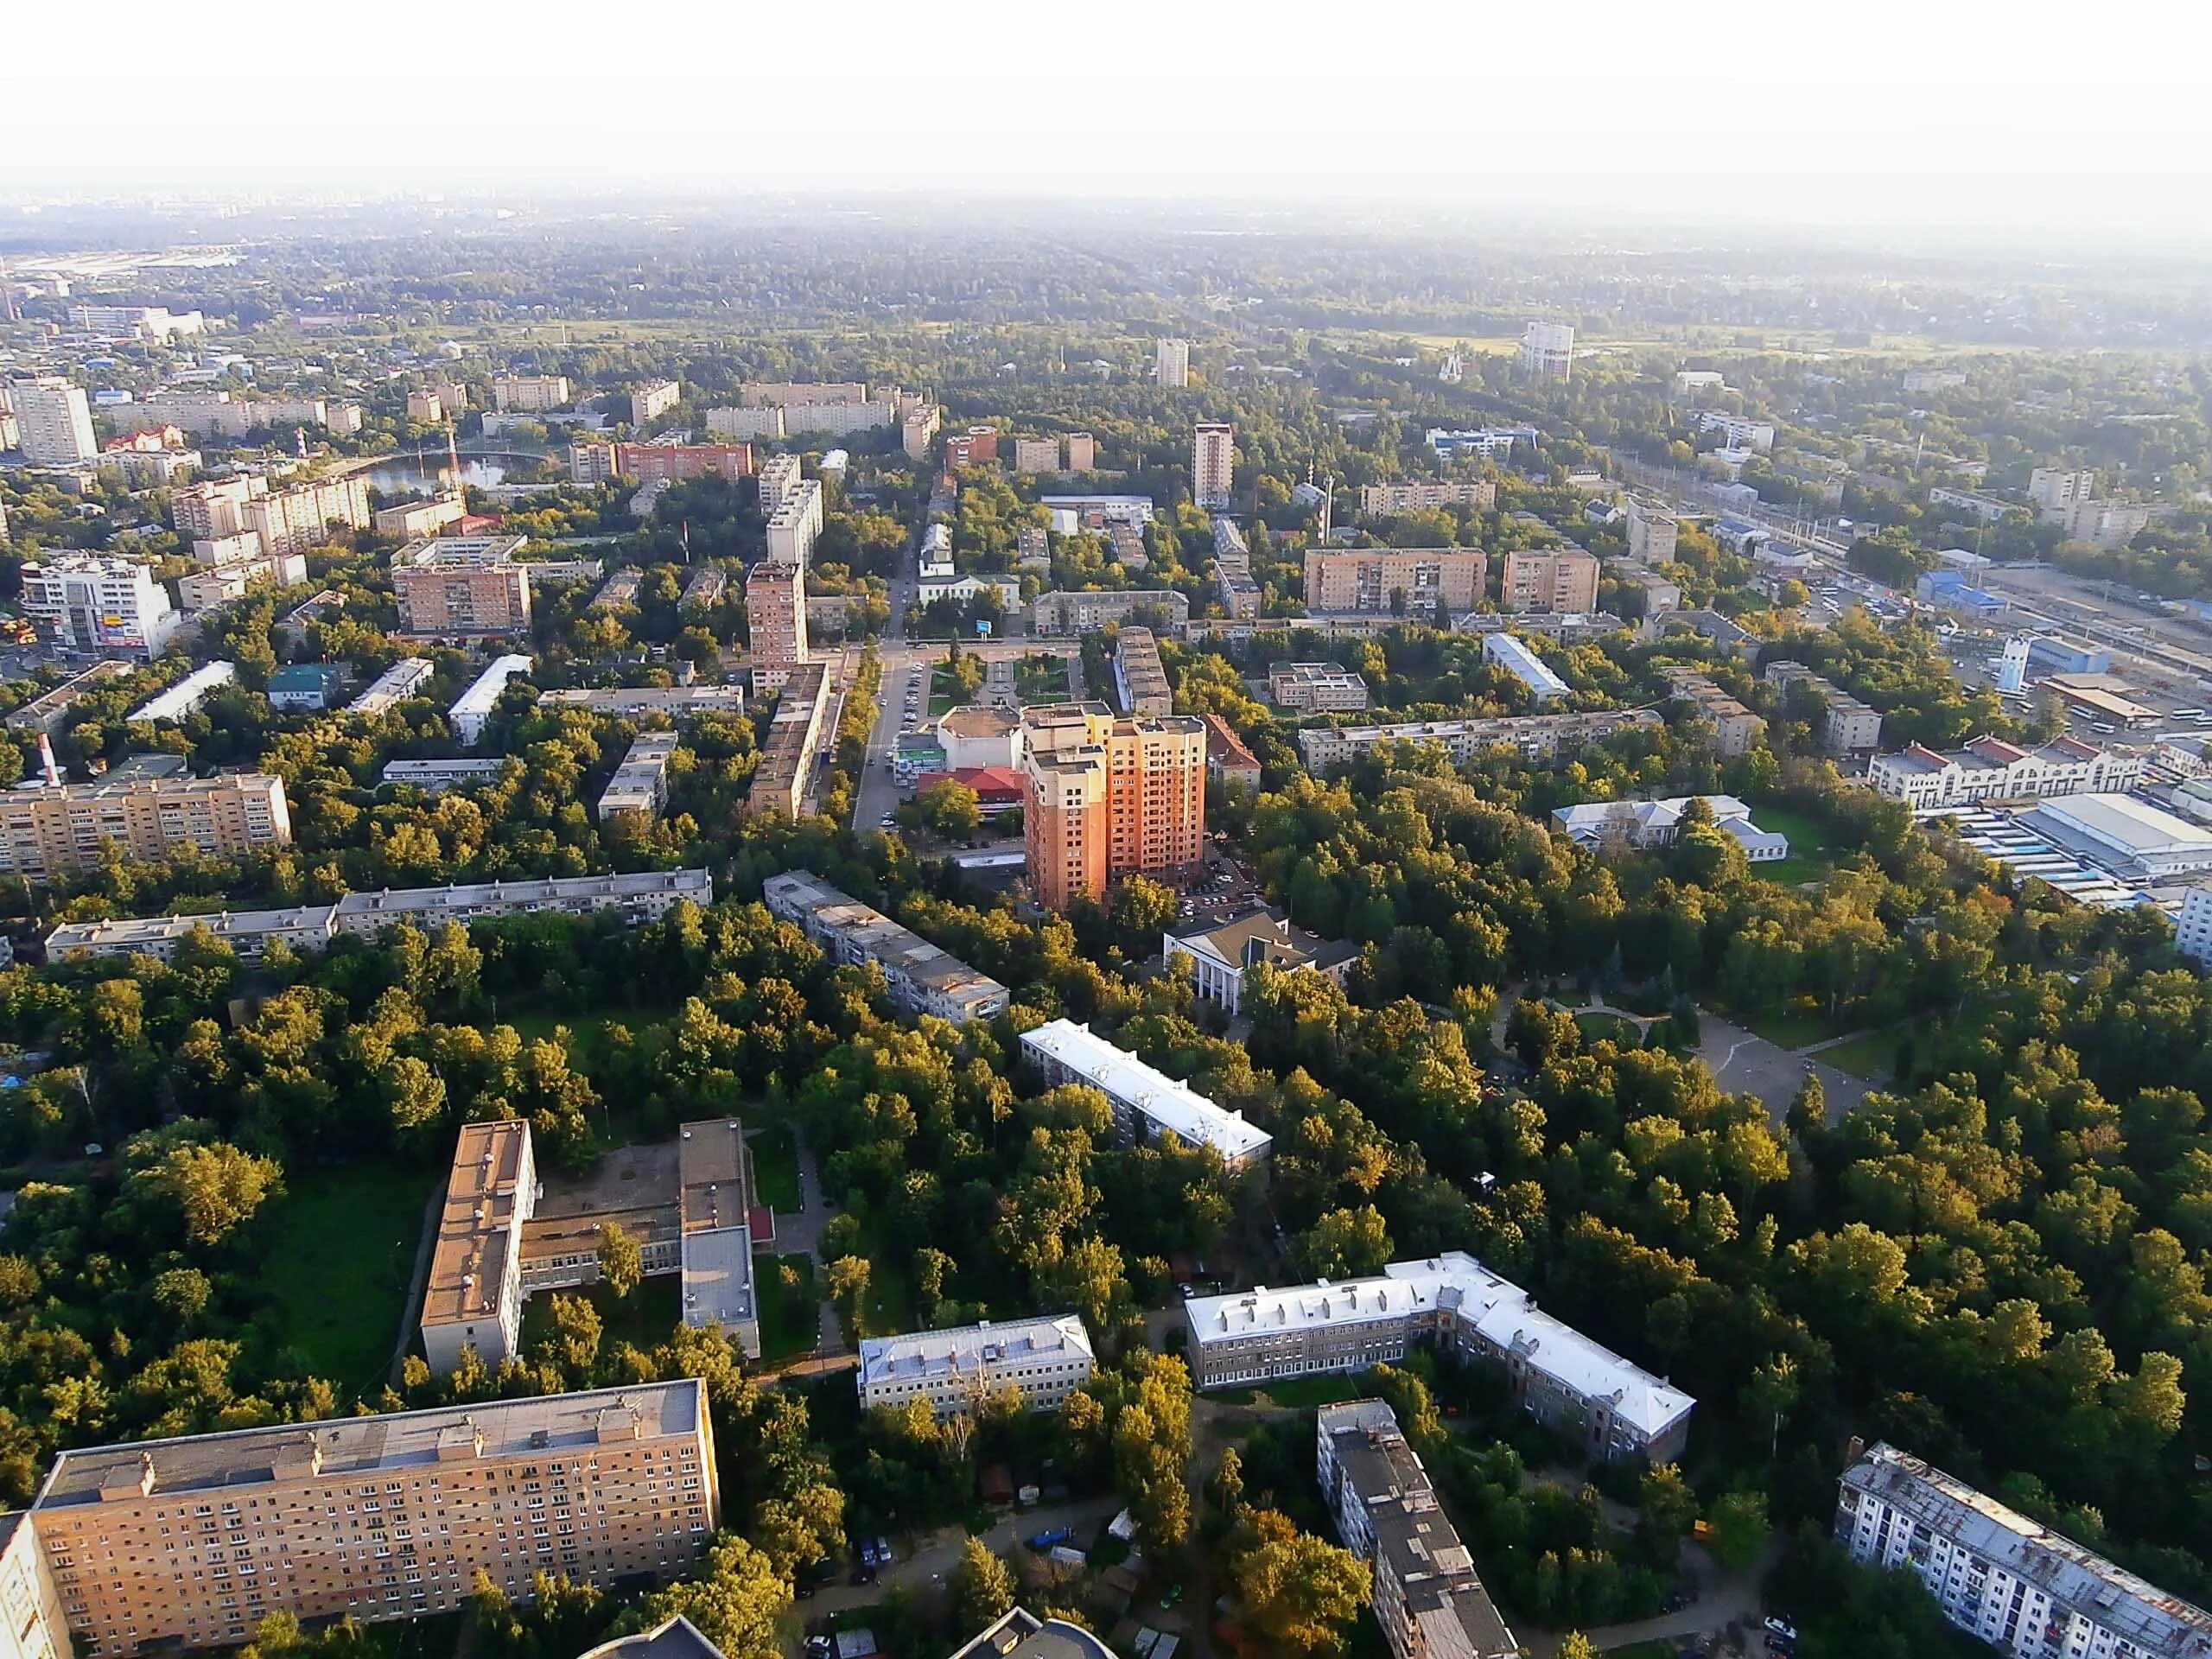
xmin=1020 ymin=1019 xmax=1271 ymax=1162
xmin=35 ymin=1381 xmax=704 ymax=1509
xmin=857 ymin=1314 xmax=1092 ymax=1391
xmin=422 ymin=1121 xmax=530 ymax=1333
xmin=678 ymin=1118 xmax=755 ymax=1330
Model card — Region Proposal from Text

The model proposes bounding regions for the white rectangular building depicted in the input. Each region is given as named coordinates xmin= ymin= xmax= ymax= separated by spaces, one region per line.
xmin=7 ymin=378 xmax=99 ymax=465
xmin=1552 ymin=795 xmax=1789 ymax=861
xmin=19 ymin=555 xmax=181 ymax=658
xmin=1868 ymin=734 xmax=2144 ymax=810
xmin=2176 ymin=887 xmax=2212 ymax=964
xmin=1836 ymin=1442 xmax=2212 ymax=1659
xmin=449 ymin=654 xmax=535 ymax=745
xmin=597 ymin=732 xmax=679 ymax=825
xmin=127 ymin=660 xmax=237 ymax=723
xmin=1185 ymin=1252 xmax=1694 ymax=1463
xmin=1019 ymin=1018 xmax=1272 ymax=1170
xmin=856 ymin=1315 xmax=1094 ymax=1420
xmin=1481 ymin=632 xmax=1569 ymax=703
xmin=766 ymin=478 xmax=824 ymax=568
xmin=1297 ymin=709 xmax=1662 ymax=770
xmin=348 ymin=657 xmax=436 ymax=716
xmin=382 ymin=758 xmax=511 ymax=791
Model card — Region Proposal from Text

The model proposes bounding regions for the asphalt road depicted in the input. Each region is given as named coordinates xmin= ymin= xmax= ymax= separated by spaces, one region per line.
xmin=796 ymin=1492 xmax=1123 ymax=1626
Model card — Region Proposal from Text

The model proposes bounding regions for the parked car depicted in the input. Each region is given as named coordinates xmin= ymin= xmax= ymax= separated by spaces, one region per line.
xmin=1027 ymin=1527 xmax=1074 ymax=1550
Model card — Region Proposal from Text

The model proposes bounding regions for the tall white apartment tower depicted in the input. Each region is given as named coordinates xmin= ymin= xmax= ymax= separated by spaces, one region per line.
xmin=1518 ymin=323 xmax=1575 ymax=385
xmin=9 ymin=378 xmax=99 ymax=465
xmin=1157 ymin=339 xmax=1191 ymax=390
xmin=1193 ymin=422 xmax=1235 ymax=510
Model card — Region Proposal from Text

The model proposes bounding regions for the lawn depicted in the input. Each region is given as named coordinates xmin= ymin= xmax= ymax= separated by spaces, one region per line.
xmin=749 ymin=1122 xmax=802 ymax=1212
xmin=1745 ymin=1002 xmax=1835 ymax=1051
xmin=1751 ymin=804 xmax=1841 ymax=886
xmin=255 ymin=1160 xmax=438 ymax=1395
xmin=1014 ymin=654 xmax=1069 ymax=703
xmin=1258 ymin=1373 xmax=1363 ymax=1408
xmin=520 ymin=1274 xmax=683 ymax=1355
xmin=928 ymin=665 xmax=963 ymax=715
xmin=756 ymin=1253 xmax=820 ymax=1364
xmin=1574 ymin=1010 xmax=1645 ymax=1049
xmin=1816 ymin=1027 xmax=1904 ymax=1083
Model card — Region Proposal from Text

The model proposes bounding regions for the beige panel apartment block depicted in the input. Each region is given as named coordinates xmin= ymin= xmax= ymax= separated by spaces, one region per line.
xmin=1305 ymin=549 xmax=1485 ymax=615
xmin=27 ymin=1382 xmax=716 ymax=1656
xmin=1499 ymin=549 xmax=1600 ymax=613
xmin=0 ymin=774 xmax=291 ymax=882
xmin=420 ymin=1120 xmax=537 ymax=1372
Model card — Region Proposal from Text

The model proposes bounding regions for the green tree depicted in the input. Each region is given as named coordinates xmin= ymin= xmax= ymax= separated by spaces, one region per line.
xmin=130 ymin=1141 xmax=283 ymax=1247
xmin=597 ymin=1223 xmax=644 ymax=1300
xmin=949 ymin=1537 xmax=1018 ymax=1632
xmin=1301 ymin=1205 xmax=1394 ymax=1278
xmin=639 ymin=1535 xmax=791 ymax=1659
xmin=915 ymin=779 xmax=982 ymax=841
xmin=1230 ymin=1508 xmax=1370 ymax=1659
xmin=1707 ymin=1490 xmax=1770 ymax=1570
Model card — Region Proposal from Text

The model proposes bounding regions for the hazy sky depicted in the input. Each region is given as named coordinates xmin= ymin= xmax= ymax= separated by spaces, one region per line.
xmin=7 ymin=0 xmax=2209 ymax=234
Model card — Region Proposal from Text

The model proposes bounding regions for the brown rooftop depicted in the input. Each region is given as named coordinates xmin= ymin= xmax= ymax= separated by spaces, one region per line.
xmin=421 ymin=1120 xmax=530 ymax=1332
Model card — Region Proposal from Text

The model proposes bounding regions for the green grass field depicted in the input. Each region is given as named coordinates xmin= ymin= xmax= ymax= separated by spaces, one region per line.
xmin=748 ymin=1123 xmax=802 ymax=1211
xmin=1258 ymin=1374 xmax=1363 ymax=1408
xmin=1574 ymin=1010 xmax=1645 ymax=1049
xmin=1747 ymin=1003 xmax=1835 ymax=1051
xmin=755 ymin=1253 xmax=821 ymax=1363
xmin=1751 ymin=804 xmax=1841 ymax=886
xmin=255 ymin=1161 xmax=437 ymax=1395
xmin=1816 ymin=1027 xmax=1904 ymax=1083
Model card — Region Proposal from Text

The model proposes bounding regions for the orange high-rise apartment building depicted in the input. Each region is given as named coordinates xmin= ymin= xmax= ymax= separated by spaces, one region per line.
xmin=1020 ymin=702 xmax=1206 ymax=909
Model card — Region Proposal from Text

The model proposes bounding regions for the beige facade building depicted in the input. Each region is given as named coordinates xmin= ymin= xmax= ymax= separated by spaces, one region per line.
xmin=744 ymin=563 xmax=809 ymax=690
xmin=0 ymin=773 xmax=290 ymax=881
xmin=1517 ymin=321 xmax=1574 ymax=384
xmin=739 ymin=381 xmax=868 ymax=407
xmin=405 ymin=390 xmax=445 ymax=424
xmin=240 ymin=477 xmax=372 ymax=557
xmin=392 ymin=536 xmax=534 ymax=639
xmin=1624 ymin=499 xmax=1678 ymax=564
xmin=171 ymin=476 xmax=264 ymax=540
xmin=1664 ymin=671 xmax=1767 ymax=758
xmin=1499 ymin=548 xmax=1600 ymax=613
xmin=1020 ymin=702 xmax=1206 ymax=909
xmin=1305 ymin=548 xmax=1485 ymax=615
xmin=1156 ymin=340 xmax=1190 ymax=389
xmin=1192 ymin=422 xmax=1234 ymax=509
xmin=0 ymin=1514 xmax=70 ymax=1659
xmin=1357 ymin=480 xmax=1496 ymax=517
xmin=745 ymin=662 xmax=829 ymax=817
xmin=1013 ymin=436 xmax=1060 ymax=474
xmin=628 ymin=381 xmax=681 ymax=427
xmin=1111 ymin=626 xmax=1173 ymax=716
xmin=419 ymin=1120 xmax=537 ymax=1372
xmin=1065 ymin=432 xmax=1096 ymax=472
xmin=24 ymin=1382 xmax=716 ymax=1656
xmin=766 ymin=480 xmax=824 ymax=568
xmin=1029 ymin=589 xmax=1189 ymax=637
xmin=492 ymin=374 xmax=572 ymax=413
xmin=596 ymin=732 xmax=679 ymax=826
xmin=1269 ymin=662 xmax=1371 ymax=713
xmin=9 ymin=378 xmax=99 ymax=465
xmin=372 ymin=496 xmax=467 ymax=540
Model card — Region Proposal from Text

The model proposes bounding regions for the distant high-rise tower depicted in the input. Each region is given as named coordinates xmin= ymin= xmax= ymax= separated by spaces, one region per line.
xmin=1193 ymin=422 xmax=1234 ymax=510
xmin=1157 ymin=339 xmax=1191 ymax=390
xmin=8 ymin=377 xmax=99 ymax=465
xmin=1439 ymin=351 xmax=1465 ymax=385
xmin=1998 ymin=635 xmax=2031 ymax=696
xmin=1518 ymin=322 xmax=1575 ymax=385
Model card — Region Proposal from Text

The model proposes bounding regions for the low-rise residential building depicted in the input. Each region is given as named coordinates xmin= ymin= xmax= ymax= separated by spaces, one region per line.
xmin=1029 ymin=589 xmax=1189 ymax=637
xmin=1187 ymin=1252 xmax=1694 ymax=1461
xmin=856 ymin=1316 xmax=1095 ymax=1420
xmin=1455 ymin=611 xmax=1628 ymax=645
xmin=449 ymin=654 xmax=534 ymax=745
xmin=1357 ymin=480 xmax=1497 ymax=516
xmin=1836 ymin=1442 xmax=2212 ymax=1659
xmin=744 ymin=661 xmax=827 ymax=815
xmin=1268 ymin=662 xmax=1370 ymax=713
xmin=347 ymin=658 xmax=436 ymax=716
xmin=539 ymin=686 xmax=747 ymax=722
xmin=382 ymin=758 xmax=512 ymax=792
xmin=1201 ymin=712 xmax=1262 ymax=792
xmin=1426 ymin=427 xmax=1535 ymax=462
xmin=1318 ymin=1401 xmax=1519 ymax=1659
xmin=1867 ymin=734 xmax=2144 ymax=810
xmin=1552 ymin=795 xmax=1789 ymax=861
xmin=1657 ymin=608 xmax=1758 ymax=662
xmin=493 ymin=373 xmax=573 ymax=412
xmin=597 ymin=732 xmax=679 ymax=825
xmin=1112 ymin=626 xmax=1173 ymax=715
xmin=4 ymin=660 xmax=135 ymax=735
xmin=0 ymin=772 xmax=289 ymax=882
xmin=1499 ymin=548 xmax=1600 ymax=613
xmin=1929 ymin=486 xmax=2014 ymax=524
xmin=45 ymin=904 xmax=342 ymax=963
xmin=330 ymin=870 xmax=711 ymax=938
xmin=1664 ymin=671 xmax=1767 ymax=757
xmin=763 ymin=870 xmax=1009 ymax=1022
xmin=1163 ymin=905 xmax=1355 ymax=1017
xmin=1297 ymin=709 xmax=1662 ymax=770
xmin=1762 ymin=661 xmax=1884 ymax=753
xmin=629 ymin=380 xmax=682 ymax=426
xmin=1019 ymin=1018 xmax=1272 ymax=1169
xmin=19 ymin=1381 xmax=716 ymax=1656
xmin=1304 ymin=548 xmax=1485 ymax=615
xmin=1694 ymin=410 xmax=1776 ymax=452
xmin=127 ymin=661 xmax=238 ymax=724
xmin=1624 ymin=498 xmax=1678 ymax=563
xmin=1481 ymin=632 xmax=1569 ymax=703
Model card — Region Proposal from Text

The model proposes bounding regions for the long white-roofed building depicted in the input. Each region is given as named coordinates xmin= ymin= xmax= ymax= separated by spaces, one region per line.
xmin=449 ymin=654 xmax=534 ymax=745
xmin=856 ymin=1315 xmax=1094 ymax=1420
xmin=1183 ymin=1251 xmax=1694 ymax=1463
xmin=1019 ymin=1018 xmax=1272 ymax=1170
xmin=762 ymin=870 xmax=1008 ymax=1023
xmin=1837 ymin=1442 xmax=2212 ymax=1659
